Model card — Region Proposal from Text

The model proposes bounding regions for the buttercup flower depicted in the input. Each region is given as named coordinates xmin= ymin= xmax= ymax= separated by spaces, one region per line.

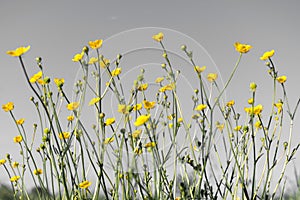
xmin=16 ymin=118 xmax=25 ymax=125
xmin=10 ymin=176 xmax=20 ymax=182
xmin=33 ymin=168 xmax=43 ymax=175
xmin=248 ymin=98 xmax=254 ymax=104
xmin=145 ymin=141 xmax=156 ymax=148
xmin=276 ymin=76 xmax=287 ymax=84
xmin=2 ymin=102 xmax=14 ymax=112
xmin=159 ymin=84 xmax=174 ymax=92
xmin=67 ymin=115 xmax=75 ymax=121
xmin=152 ymin=32 xmax=164 ymax=42
xmin=13 ymin=135 xmax=23 ymax=143
xmin=260 ymin=50 xmax=275 ymax=60
xmin=207 ymin=73 xmax=218 ymax=82
xmin=138 ymin=83 xmax=148 ymax=91
xmin=105 ymin=118 xmax=115 ymax=126
xmin=67 ymin=102 xmax=80 ymax=111
xmin=134 ymin=114 xmax=151 ymax=126
xmin=155 ymin=77 xmax=164 ymax=83
xmin=29 ymin=71 xmax=43 ymax=83
xmin=104 ymin=137 xmax=114 ymax=144
xmin=274 ymin=101 xmax=283 ymax=114
xmin=88 ymin=39 xmax=103 ymax=49
xmin=133 ymin=103 xmax=142 ymax=111
xmin=54 ymin=78 xmax=65 ymax=88
xmin=234 ymin=125 xmax=242 ymax=131
xmin=194 ymin=66 xmax=206 ymax=74
xmin=244 ymin=104 xmax=263 ymax=115
xmin=12 ymin=161 xmax=19 ymax=168
xmin=0 ymin=159 xmax=6 ymax=165
xmin=59 ymin=132 xmax=70 ymax=140
xmin=111 ymin=68 xmax=122 ymax=77
xmin=226 ymin=100 xmax=235 ymax=107
xmin=7 ymin=46 xmax=30 ymax=57
xmin=195 ymin=104 xmax=207 ymax=111
xmin=89 ymin=97 xmax=101 ymax=106
xmin=143 ymin=100 xmax=156 ymax=110
xmin=72 ymin=52 xmax=84 ymax=62
xmin=234 ymin=42 xmax=252 ymax=53
xmin=79 ymin=180 xmax=92 ymax=189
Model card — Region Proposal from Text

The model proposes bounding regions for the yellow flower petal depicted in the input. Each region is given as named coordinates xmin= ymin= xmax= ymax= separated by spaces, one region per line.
xmin=67 ymin=102 xmax=80 ymax=111
xmin=195 ymin=104 xmax=207 ymax=111
xmin=104 ymin=137 xmax=114 ymax=144
xmin=6 ymin=46 xmax=31 ymax=57
xmin=89 ymin=97 xmax=101 ymax=106
xmin=105 ymin=118 xmax=115 ymax=126
xmin=152 ymin=32 xmax=164 ymax=42
xmin=276 ymin=76 xmax=287 ymax=84
xmin=10 ymin=176 xmax=20 ymax=182
xmin=72 ymin=52 xmax=84 ymax=62
xmin=33 ymin=168 xmax=43 ymax=175
xmin=234 ymin=42 xmax=252 ymax=54
xmin=134 ymin=114 xmax=151 ymax=126
xmin=260 ymin=50 xmax=275 ymax=60
xmin=207 ymin=73 xmax=218 ymax=82
xmin=111 ymin=68 xmax=122 ymax=77
xmin=2 ymin=102 xmax=14 ymax=112
xmin=59 ymin=132 xmax=70 ymax=140
xmin=79 ymin=180 xmax=92 ymax=189
xmin=88 ymin=39 xmax=103 ymax=49
xmin=13 ymin=135 xmax=23 ymax=143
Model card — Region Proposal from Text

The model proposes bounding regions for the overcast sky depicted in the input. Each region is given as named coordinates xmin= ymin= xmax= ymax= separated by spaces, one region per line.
xmin=1 ymin=0 xmax=300 ymax=190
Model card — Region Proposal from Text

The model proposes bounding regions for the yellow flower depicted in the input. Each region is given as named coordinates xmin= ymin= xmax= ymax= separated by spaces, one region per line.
xmin=2 ymin=102 xmax=14 ymax=112
xmin=72 ymin=52 xmax=84 ymax=62
xmin=100 ymin=58 xmax=110 ymax=68
xmin=13 ymin=135 xmax=23 ymax=143
xmin=226 ymin=100 xmax=235 ymax=107
xmin=234 ymin=42 xmax=252 ymax=54
xmin=59 ymin=132 xmax=70 ymax=140
xmin=67 ymin=115 xmax=74 ymax=121
xmin=155 ymin=77 xmax=164 ymax=83
xmin=111 ymin=68 xmax=122 ymax=77
xmin=12 ymin=162 xmax=19 ymax=168
xmin=132 ymin=129 xmax=142 ymax=138
xmin=134 ymin=114 xmax=151 ymax=126
xmin=0 ymin=159 xmax=6 ymax=165
xmin=89 ymin=39 xmax=103 ymax=49
xmin=144 ymin=141 xmax=156 ymax=148
xmin=7 ymin=46 xmax=30 ymax=57
xmin=89 ymin=97 xmax=101 ymax=106
xmin=37 ymin=79 xmax=46 ymax=85
xmin=207 ymin=73 xmax=218 ymax=82
xmin=194 ymin=66 xmax=206 ymax=74
xmin=276 ymin=76 xmax=287 ymax=84
xmin=105 ymin=118 xmax=115 ymax=126
xmin=255 ymin=121 xmax=262 ymax=129
xmin=195 ymin=104 xmax=207 ymax=111
xmin=216 ymin=122 xmax=225 ymax=131
xmin=29 ymin=71 xmax=43 ymax=83
xmin=244 ymin=104 xmax=263 ymax=115
xmin=104 ymin=137 xmax=114 ymax=144
xmin=169 ymin=123 xmax=173 ymax=128
xmin=10 ymin=176 xmax=20 ymax=182
xmin=274 ymin=102 xmax=283 ymax=114
xmin=88 ymin=57 xmax=98 ymax=65
xmin=260 ymin=50 xmax=275 ymax=60
xmin=159 ymin=84 xmax=174 ymax=92
xmin=33 ymin=168 xmax=43 ymax=175
xmin=133 ymin=103 xmax=142 ymax=111
xmin=79 ymin=180 xmax=92 ymax=189
xmin=134 ymin=147 xmax=143 ymax=155
xmin=152 ymin=32 xmax=164 ymax=42
xmin=250 ymin=82 xmax=257 ymax=92
xmin=16 ymin=118 xmax=25 ymax=125
xmin=54 ymin=78 xmax=65 ymax=88
xmin=248 ymin=98 xmax=254 ymax=105
xmin=138 ymin=83 xmax=148 ymax=91
xmin=67 ymin=102 xmax=80 ymax=111
xmin=178 ymin=118 xmax=183 ymax=123
xmin=234 ymin=125 xmax=242 ymax=131
xmin=143 ymin=100 xmax=156 ymax=110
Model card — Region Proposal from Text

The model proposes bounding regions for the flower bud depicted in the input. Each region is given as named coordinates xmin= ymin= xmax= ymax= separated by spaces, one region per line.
xmin=181 ymin=45 xmax=187 ymax=51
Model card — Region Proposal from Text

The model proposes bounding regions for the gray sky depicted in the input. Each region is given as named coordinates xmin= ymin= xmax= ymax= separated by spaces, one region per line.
xmin=1 ymin=0 xmax=300 ymax=191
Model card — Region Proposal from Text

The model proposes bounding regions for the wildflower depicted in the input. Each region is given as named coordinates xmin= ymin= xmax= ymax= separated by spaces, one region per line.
xmin=79 ymin=180 xmax=92 ymax=189
xmin=143 ymin=100 xmax=156 ymax=110
xmin=178 ymin=118 xmax=183 ymax=123
xmin=234 ymin=125 xmax=242 ymax=131
xmin=12 ymin=162 xmax=19 ymax=168
xmin=33 ymin=168 xmax=43 ymax=175
xmin=111 ymin=68 xmax=122 ymax=77
xmin=104 ymin=137 xmax=114 ymax=144
xmin=250 ymin=82 xmax=257 ymax=92
xmin=138 ymin=83 xmax=148 ymax=91
xmin=155 ymin=77 xmax=164 ymax=83
xmin=105 ymin=118 xmax=115 ymax=126
xmin=13 ymin=135 xmax=23 ymax=143
xmin=88 ymin=97 xmax=101 ymax=106
xmin=260 ymin=50 xmax=275 ymax=60
xmin=234 ymin=42 xmax=252 ymax=54
xmin=169 ymin=123 xmax=173 ymax=128
xmin=0 ymin=159 xmax=6 ymax=165
xmin=16 ymin=118 xmax=25 ymax=125
xmin=10 ymin=176 xmax=20 ymax=182
xmin=194 ymin=66 xmax=206 ymax=74
xmin=274 ymin=101 xmax=283 ymax=114
xmin=226 ymin=100 xmax=235 ymax=107
xmin=152 ymin=32 xmax=164 ymax=42
xmin=195 ymin=104 xmax=207 ymax=111
xmin=134 ymin=147 xmax=143 ymax=155
xmin=132 ymin=129 xmax=142 ymax=138
xmin=67 ymin=102 xmax=80 ymax=111
xmin=6 ymin=46 xmax=30 ymax=57
xmin=58 ymin=132 xmax=70 ymax=140
xmin=159 ymin=84 xmax=174 ymax=92
xmin=88 ymin=57 xmax=98 ymax=65
xmin=2 ymin=102 xmax=14 ymax=112
xmin=100 ymin=58 xmax=110 ymax=68
xmin=207 ymin=73 xmax=218 ymax=82
xmin=54 ymin=78 xmax=65 ymax=88
xmin=248 ymin=98 xmax=254 ymax=104
xmin=72 ymin=52 xmax=84 ymax=62
xmin=134 ymin=114 xmax=151 ymax=126
xmin=88 ymin=39 xmax=103 ymax=49
xmin=67 ymin=115 xmax=74 ymax=121
xmin=29 ymin=71 xmax=43 ymax=83
xmin=144 ymin=141 xmax=156 ymax=148
xmin=133 ymin=103 xmax=142 ymax=111
xmin=276 ymin=75 xmax=287 ymax=84
xmin=118 ymin=104 xmax=130 ymax=114
xmin=255 ymin=121 xmax=262 ymax=129
xmin=216 ymin=122 xmax=225 ymax=131
xmin=244 ymin=104 xmax=263 ymax=115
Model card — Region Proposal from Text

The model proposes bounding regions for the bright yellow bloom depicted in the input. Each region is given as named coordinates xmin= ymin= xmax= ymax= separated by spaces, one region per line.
xmin=234 ymin=42 xmax=252 ymax=54
xmin=207 ymin=73 xmax=218 ymax=82
xmin=195 ymin=104 xmax=207 ymax=111
xmin=248 ymin=98 xmax=254 ymax=104
xmin=134 ymin=114 xmax=151 ymax=126
xmin=37 ymin=79 xmax=46 ymax=85
xmin=276 ymin=76 xmax=287 ymax=84
xmin=29 ymin=71 xmax=43 ymax=83
xmin=54 ymin=78 xmax=65 ymax=88
xmin=58 ymin=132 xmax=70 ymax=140
xmin=143 ymin=100 xmax=156 ymax=110
xmin=118 ymin=104 xmax=128 ymax=114
xmin=105 ymin=118 xmax=115 ymax=126
xmin=33 ymin=168 xmax=43 ymax=175
xmin=145 ymin=141 xmax=156 ymax=148
xmin=89 ymin=97 xmax=101 ymax=106
xmin=155 ymin=77 xmax=164 ymax=83
xmin=111 ymin=68 xmax=122 ymax=77
xmin=100 ymin=58 xmax=110 ymax=68
xmin=226 ymin=100 xmax=235 ymax=107
xmin=6 ymin=45 xmax=30 ymax=57
xmin=133 ymin=103 xmax=142 ymax=111
xmin=67 ymin=102 xmax=80 ymax=111
xmin=159 ymin=84 xmax=174 ymax=92
xmin=255 ymin=121 xmax=262 ymax=129
xmin=234 ymin=125 xmax=242 ymax=131
xmin=138 ymin=83 xmax=148 ymax=91
xmin=104 ymin=137 xmax=114 ymax=144
xmin=89 ymin=39 xmax=103 ymax=49
xmin=178 ymin=118 xmax=183 ymax=123
xmin=88 ymin=57 xmax=98 ymax=65
xmin=2 ymin=102 xmax=14 ymax=112
xmin=194 ymin=66 xmax=206 ymax=74
xmin=260 ymin=50 xmax=275 ymax=60
xmin=10 ymin=176 xmax=20 ymax=182
xmin=0 ymin=159 xmax=6 ymax=165
xmin=12 ymin=162 xmax=19 ymax=168
xmin=13 ymin=135 xmax=23 ymax=143
xmin=274 ymin=102 xmax=283 ymax=114
xmin=244 ymin=104 xmax=263 ymax=115
xmin=67 ymin=115 xmax=74 ymax=121
xmin=132 ymin=129 xmax=142 ymax=138
xmin=72 ymin=52 xmax=84 ymax=62
xmin=79 ymin=180 xmax=92 ymax=189
xmin=16 ymin=118 xmax=25 ymax=125
xmin=152 ymin=32 xmax=164 ymax=42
